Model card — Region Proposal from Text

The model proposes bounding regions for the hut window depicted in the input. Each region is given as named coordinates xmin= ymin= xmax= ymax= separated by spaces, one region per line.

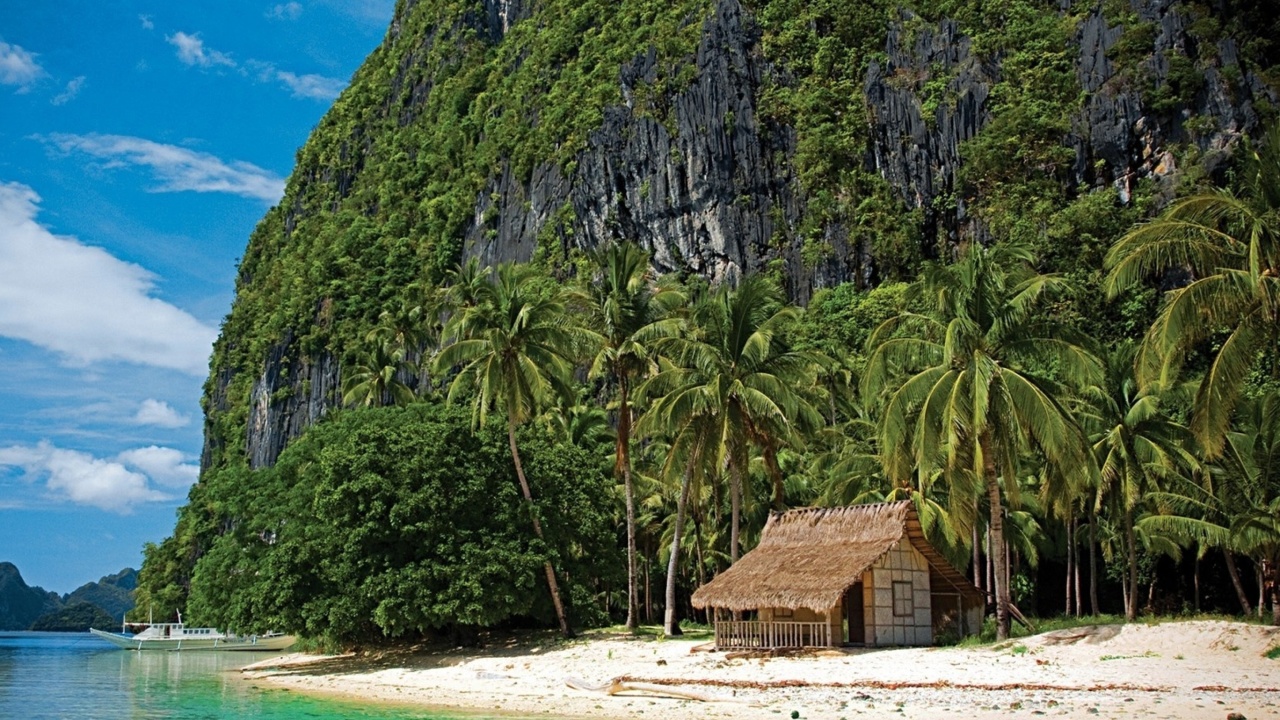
xmin=892 ymin=581 xmax=914 ymax=617
xmin=774 ymin=607 xmax=793 ymax=618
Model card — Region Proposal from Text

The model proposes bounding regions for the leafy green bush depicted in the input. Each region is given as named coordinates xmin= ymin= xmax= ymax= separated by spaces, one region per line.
xmin=183 ymin=403 xmax=619 ymax=644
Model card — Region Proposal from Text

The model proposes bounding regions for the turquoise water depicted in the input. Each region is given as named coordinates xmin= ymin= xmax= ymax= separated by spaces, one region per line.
xmin=0 ymin=632 xmax=481 ymax=719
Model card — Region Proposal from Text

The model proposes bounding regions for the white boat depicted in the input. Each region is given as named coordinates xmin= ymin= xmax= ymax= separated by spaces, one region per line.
xmin=90 ymin=616 xmax=295 ymax=652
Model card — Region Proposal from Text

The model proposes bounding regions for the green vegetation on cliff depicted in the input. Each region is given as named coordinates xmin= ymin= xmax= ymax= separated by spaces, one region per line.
xmin=29 ymin=602 xmax=117 ymax=632
xmin=0 ymin=563 xmax=61 ymax=631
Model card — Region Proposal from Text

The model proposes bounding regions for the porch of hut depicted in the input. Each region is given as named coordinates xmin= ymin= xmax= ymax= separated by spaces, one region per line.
xmin=691 ymin=501 xmax=985 ymax=651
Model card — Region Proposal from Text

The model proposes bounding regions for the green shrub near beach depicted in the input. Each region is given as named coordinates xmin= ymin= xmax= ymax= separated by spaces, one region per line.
xmin=179 ymin=403 xmax=620 ymax=644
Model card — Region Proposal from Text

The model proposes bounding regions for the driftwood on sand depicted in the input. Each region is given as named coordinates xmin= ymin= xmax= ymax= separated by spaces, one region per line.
xmin=564 ymin=676 xmax=755 ymax=704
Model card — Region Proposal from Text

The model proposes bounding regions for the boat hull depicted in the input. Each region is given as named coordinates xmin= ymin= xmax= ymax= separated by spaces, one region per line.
xmin=90 ymin=628 xmax=295 ymax=651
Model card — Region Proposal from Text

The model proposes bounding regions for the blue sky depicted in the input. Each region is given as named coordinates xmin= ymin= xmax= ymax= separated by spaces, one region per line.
xmin=0 ymin=1 xmax=393 ymax=594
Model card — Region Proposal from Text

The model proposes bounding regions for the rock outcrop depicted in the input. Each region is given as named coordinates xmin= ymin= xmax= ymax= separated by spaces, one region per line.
xmin=63 ymin=567 xmax=137 ymax=623
xmin=0 ymin=562 xmax=61 ymax=631
xmin=210 ymin=0 xmax=1277 ymax=470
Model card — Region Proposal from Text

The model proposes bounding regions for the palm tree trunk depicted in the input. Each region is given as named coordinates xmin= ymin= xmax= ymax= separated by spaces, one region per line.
xmin=1193 ymin=547 xmax=1201 ymax=613
xmin=644 ymin=543 xmax=652 ymax=624
xmin=1065 ymin=518 xmax=1074 ymax=616
xmin=1124 ymin=506 xmax=1138 ymax=622
xmin=986 ymin=526 xmax=994 ymax=601
xmin=616 ymin=380 xmax=638 ymax=630
xmin=1269 ymin=558 xmax=1280 ymax=626
xmin=1073 ymin=523 xmax=1083 ymax=617
xmin=693 ymin=511 xmax=707 ymax=590
xmin=664 ymin=459 xmax=695 ymax=637
xmin=1259 ymin=567 xmax=1267 ymax=619
xmin=1223 ymin=550 xmax=1252 ymax=615
xmin=509 ymin=420 xmax=572 ymax=638
xmin=1089 ymin=505 xmax=1099 ymax=616
xmin=729 ymin=457 xmax=743 ymax=563
xmin=972 ymin=523 xmax=983 ymax=593
xmin=981 ymin=433 xmax=1010 ymax=640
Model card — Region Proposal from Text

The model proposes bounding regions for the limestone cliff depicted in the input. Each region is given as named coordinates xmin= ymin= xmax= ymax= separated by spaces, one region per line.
xmin=204 ymin=0 xmax=1278 ymax=471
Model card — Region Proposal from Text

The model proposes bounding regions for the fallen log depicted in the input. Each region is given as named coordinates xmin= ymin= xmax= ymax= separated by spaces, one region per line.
xmin=564 ymin=676 xmax=754 ymax=704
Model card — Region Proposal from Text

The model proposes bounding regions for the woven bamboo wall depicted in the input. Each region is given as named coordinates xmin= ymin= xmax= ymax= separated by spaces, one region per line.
xmin=866 ymin=541 xmax=933 ymax=646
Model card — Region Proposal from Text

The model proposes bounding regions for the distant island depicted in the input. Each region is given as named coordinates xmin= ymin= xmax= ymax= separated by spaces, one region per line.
xmin=0 ymin=562 xmax=136 ymax=632
xmin=28 ymin=602 xmax=117 ymax=632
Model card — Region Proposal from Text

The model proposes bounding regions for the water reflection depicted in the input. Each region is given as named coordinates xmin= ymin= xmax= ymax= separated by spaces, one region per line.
xmin=1 ymin=633 xmax=448 ymax=719
xmin=2 ymin=632 xmax=285 ymax=720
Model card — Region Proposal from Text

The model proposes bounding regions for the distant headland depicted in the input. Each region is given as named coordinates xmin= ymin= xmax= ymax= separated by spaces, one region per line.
xmin=0 ymin=562 xmax=135 ymax=631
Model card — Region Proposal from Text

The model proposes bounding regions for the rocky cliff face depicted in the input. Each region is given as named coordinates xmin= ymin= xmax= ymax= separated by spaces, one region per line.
xmin=466 ymin=0 xmax=812 ymax=294
xmin=864 ymin=0 xmax=1274 ymax=244
xmin=209 ymin=0 xmax=1277 ymax=471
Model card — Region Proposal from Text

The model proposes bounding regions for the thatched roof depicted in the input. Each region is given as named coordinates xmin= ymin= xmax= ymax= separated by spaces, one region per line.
xmin=690 ymin=501 xmax=982 ymax=612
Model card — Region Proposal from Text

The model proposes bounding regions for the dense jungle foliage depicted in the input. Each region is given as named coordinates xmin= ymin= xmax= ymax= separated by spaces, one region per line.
xmin=153 ymin=403 xmax=618 ymax=643
xmin=138 ymin=0 xmax=1280 ymax=644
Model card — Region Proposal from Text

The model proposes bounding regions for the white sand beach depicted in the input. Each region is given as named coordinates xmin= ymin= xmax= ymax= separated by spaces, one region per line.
xmin=242 ymin=620 xmax=1280 ymax=719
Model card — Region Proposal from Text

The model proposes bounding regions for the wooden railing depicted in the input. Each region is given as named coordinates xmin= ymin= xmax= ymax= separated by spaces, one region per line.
xmin=713 ymin=620 xmax=831 ymax=649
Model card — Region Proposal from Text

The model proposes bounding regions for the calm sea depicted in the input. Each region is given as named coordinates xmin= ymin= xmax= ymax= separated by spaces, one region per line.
xmin=0 ymin=632 xmax=486 ymax=720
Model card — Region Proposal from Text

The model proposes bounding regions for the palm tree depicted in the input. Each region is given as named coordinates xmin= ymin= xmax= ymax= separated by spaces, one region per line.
xmin=637 ymin=409 xmax=720 ymax=636
xmin=341 ymin=335 xmax=415 ymax=408
xmin=443 ymin=257 xmax=491 ymax=311
xmin=1105 ymin=122 xmax=1280 ymax=457
xmin=1083 ymin=343 xmax=1199 ymax=620
xmin=1215 ymin=392 xmax=1280 ymax=623
xmin=862 ymin=243 xmax=1099 ymax=639
xmin=434 ymin=262 xmax=599 ymax=637
xmin=582 ymin=242 xmax=684 ymax=630
xmin=642 ymin=276 xmax=820 ymax=563
xmin=544 ymin=401 xmax=615 ymax=459
xmin=1143 ymin=392 xmax=1280 ymax=623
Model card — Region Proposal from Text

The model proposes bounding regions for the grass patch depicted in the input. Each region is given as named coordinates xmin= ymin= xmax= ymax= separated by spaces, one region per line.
xmin=1265 ymin=645 xmax=1280 ymax=660
xmin=1010 ymin=644 xmax=1029 ymax=655
xmin=1099 ymin=651 xmax=1158 ymax=661
xmin=585 ymin=623 xmax=712 ymax=641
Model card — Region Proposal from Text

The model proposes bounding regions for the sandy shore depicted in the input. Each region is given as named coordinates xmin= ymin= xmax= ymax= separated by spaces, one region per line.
xmin=241 ymin=620 xmax=1280 ymax=719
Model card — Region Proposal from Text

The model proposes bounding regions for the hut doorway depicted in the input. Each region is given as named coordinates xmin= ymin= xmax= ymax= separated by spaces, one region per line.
xmin=842 ymin=582 xmax=865 ymax=645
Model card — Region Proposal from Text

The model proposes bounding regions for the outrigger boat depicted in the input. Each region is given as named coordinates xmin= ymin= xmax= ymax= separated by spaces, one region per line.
xmin=90 ymin=612 xmax=294 ymax=651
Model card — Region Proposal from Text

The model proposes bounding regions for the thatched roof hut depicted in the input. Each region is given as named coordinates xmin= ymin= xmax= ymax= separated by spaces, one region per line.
xmin=692 ymin=501 xmax=984 ymax=648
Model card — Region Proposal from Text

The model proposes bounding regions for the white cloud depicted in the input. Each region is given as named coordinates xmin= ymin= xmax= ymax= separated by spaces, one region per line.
xmin=41 ymin=133 xmax=285 ymax=202
xmin=139 ymin=15 xmax=155 ymax=30
xmin=116 ymin=446 xmax=199 ymax=488
xmin=246 ymin=60 xmax=344 ymax=101
xmin=0 ymin=181 xmax=217 ymax=375
xmin=267 ymin=2 xmax=304 ymax=20
xmin=0 ymin=40 xmax=44 ymax=91
xmin=50 ymin=76 xmax=86 ymax=106
xmin=0 ymin=441 xmax=170 ymax=513
xmin=166 ymin=31 xmax=236 ymax=69
xmin=276 ymin=70 xmax=345 ymax=100
xmin=132 ymin=399 xmax=191 ymax=429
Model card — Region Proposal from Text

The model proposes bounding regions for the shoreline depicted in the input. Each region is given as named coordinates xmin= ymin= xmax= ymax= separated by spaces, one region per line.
xmin=242 ymin=620 xmax=1280 ymax=719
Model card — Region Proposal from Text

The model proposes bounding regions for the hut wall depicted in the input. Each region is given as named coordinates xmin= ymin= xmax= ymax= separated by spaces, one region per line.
xmin=866 ymin=541 xmax=933 ymax=646
xmin=760 ymin=606 xmax=822 ymax=623
xmin=964 ymin=602 xmax=984 ymax=635
xmin=825 ymin=603 xmax=841 ymax=646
